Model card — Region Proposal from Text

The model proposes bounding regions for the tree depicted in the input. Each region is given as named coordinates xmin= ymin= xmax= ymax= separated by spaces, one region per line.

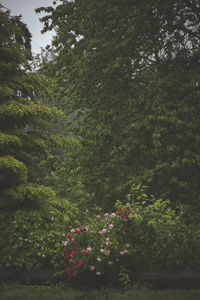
xmin=37 ymin=0 xmax=200 ymax=209
xmin=0 ymin=5 xmax=66 ymax=212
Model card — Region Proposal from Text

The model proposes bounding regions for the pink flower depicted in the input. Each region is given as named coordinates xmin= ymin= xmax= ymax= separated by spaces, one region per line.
xmin=104 ymin=250 xmax=110 ymax=256
xmin=66 ymin=267 xmax=71 ymax=272
xmin=126 ymin=244 xmax=130 ymax=248
xmin=117 ymin=211 xmax=121 ymax=216
xmin=108 ymin=261 xmax=113 ymax=265
xmin=109 ymin=224 xmax=114 ymax=229
xmin=84 ymin=227 xmax=88 ymax=232
xmin=87 ymin=247 xmax=92 ymax=252
xmin=96 ymin=272 xmax=101 ymax=275
xmin=111 ymin=213 xmax=116 ymax=217
xmin=124 ymin=249 xmax=128 ymax=254
xmin=72 ymin=271 xmax=77 ymax=277
xmin=120 ymin=251 xmax=125 ymax=255
xmin=105 ymin=213 xmax=109 ymax=217
xmin=96 ymin=215 xmax=100 ymax=218
xmin=63 ymin=241 xmax=68 ymax=246
xmin=106 ymin=237 xmax=110 ymax=241
xmin=106 ymin=241 xmax=112 ymax=246
xmin=99 ymin=228 xmax=107 ymax=234
xmin=97 ymin=257 xmax=101 ymax=262
xmin=78 ymin=260 xmax=84 ymax=267
xmin=70 ymin=228 xmax=75 ymax=232
xmin=69 ymin=258 xmax=73 ymax=263
xmin=71 ymin=251 xmax=76 ymax=256
xmin=83 ymin=250 xmax=89 ymax=256
xmin=67 ymin=233 xmax=72 ymax=239
xmin=90 ymin=266 xmax=95 ymax=271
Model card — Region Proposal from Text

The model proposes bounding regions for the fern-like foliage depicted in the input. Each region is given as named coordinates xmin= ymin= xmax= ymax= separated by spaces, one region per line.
xmin=0 ymin=6 xmax=68 ymax=212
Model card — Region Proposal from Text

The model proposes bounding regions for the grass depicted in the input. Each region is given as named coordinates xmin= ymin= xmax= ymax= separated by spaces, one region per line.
xmin=0 ymin=284 xmax=200 ymax=300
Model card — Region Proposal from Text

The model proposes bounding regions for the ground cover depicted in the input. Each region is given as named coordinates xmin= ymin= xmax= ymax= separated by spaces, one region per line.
xmin=0 ymin=284 xmax=200 ymax=300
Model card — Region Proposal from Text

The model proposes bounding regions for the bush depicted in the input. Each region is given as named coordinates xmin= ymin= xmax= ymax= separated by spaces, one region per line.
xmin=61 ymin=185 xmax=200 ymax=284
xmin=0 ymin=199 xmax=80 ymax=270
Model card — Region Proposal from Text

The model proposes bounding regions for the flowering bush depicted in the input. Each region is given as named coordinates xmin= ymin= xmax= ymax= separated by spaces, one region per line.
xmin=62 ymin=185 xmax=200 ymax=283
xmin=62 ymin=201 xmax=141 ymax=280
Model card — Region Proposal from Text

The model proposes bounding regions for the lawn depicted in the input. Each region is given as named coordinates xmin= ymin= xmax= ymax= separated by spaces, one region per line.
xmin=0 ymin=284 xmax=200 ymax=300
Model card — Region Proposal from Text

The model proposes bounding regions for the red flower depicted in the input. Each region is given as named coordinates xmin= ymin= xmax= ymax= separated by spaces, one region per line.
xmin=63 ymin=249 xmax=67 ymax=253
xmin=124 ymin=225 xmax=129 ymax=231
xmin=67 ymin=233 xmax=72 ymax=239
xmin=71 ymin=251 xmax=76 ymax=256
xmin=117 ymin=211 xmax=121 ymax=216
xmin=78 ymin=260 xmax=84 ymax=267
xmin=83 ymin=250 xmax=89 ymax=256
xmin=123 ymin=212 xmax=129 ymax=218
xmin=73 ymin=241 xmax=77 ymax=245
xmin=75 ymin=229 xmax=79 ymax=233
xmin=65 ymin=255 xmax=70 ymax=259
xmin=73 ymin=247 xmax=77 ymax=251
xmin=72 ymin=271 xmax=77 ymax=277
xmin=135 ymin=233 xmax=140 ymax=237
xmin=126 ymin=205 xmax=130 ymax=210
xmin=69 ymin=259 xmax=73 ymax=263
xmin=119 ymin=207 xmax=122 ymax=211
xmin=66 ymin=267 xmax=71 ymax=272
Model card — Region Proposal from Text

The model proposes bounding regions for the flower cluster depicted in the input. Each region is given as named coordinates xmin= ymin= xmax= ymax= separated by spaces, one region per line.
xmin=62 ymin=226 xmax=90 ymax=279
xmin=62 ymin=203 xmax=141 ymax=280
xmin=116 ymin=204 xmax=141 ymax=238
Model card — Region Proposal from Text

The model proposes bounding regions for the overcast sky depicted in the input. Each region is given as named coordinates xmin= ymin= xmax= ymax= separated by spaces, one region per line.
xmin=1 ymin=0 xmax=56 ymax=54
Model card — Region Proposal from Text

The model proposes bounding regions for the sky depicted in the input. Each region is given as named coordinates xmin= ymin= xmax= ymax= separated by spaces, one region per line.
xmin=1 ymin=0 xmax=56 ymax=54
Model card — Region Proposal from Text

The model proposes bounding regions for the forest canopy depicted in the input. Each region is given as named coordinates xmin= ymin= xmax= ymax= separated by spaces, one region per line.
xmin=36 ymin=0 xmax=200 ymax=209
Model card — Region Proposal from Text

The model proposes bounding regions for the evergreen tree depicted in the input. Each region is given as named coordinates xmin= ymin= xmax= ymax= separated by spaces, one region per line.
xmin=0 ymin=5 xmax=65 ymax=211
xmin=37 ymin=0 xmax=200 ymax=209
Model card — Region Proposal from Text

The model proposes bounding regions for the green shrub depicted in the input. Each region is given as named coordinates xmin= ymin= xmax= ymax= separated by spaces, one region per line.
xmin=0 ymin=199 xmax=80 ymax=270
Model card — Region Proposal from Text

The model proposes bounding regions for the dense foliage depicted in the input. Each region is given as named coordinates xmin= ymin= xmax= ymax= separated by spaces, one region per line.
xmin=62 ymin=185 xmax=200 ymax=285
xmin=0 ymin=201 xmax=79 ymax=270
xmin=37 ymin=0 xmax=200 ymax=209
xmin=0 ymin=6 xmax=78 ymax=271
xmin=0 ymin=1 xmax=199 ymax=281
xmin=0 ymin=5 xmax=65 ymax=211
